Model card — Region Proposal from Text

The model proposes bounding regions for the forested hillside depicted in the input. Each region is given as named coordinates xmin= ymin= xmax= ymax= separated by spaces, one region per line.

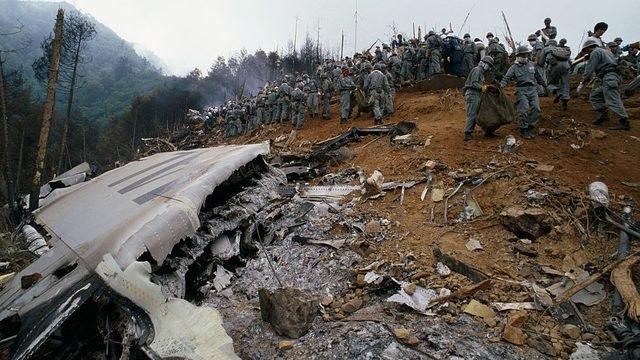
xmin=0 ymin=0 xmax=164 ymax=124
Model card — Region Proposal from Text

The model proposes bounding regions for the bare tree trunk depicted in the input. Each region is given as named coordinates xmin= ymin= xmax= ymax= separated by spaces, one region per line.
xmin=0 ymin=52 xmax=16 ymax=211
xmin=29 ymin=9 xmax=64 ymax=211
xmin=56 ymin=34 xmax=83 ymax=174
xmin=15 ymin=126 xmax=24 ymax=192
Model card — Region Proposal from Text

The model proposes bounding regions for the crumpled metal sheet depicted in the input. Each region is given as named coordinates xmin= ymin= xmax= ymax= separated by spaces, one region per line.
xmin=0 ymin=143 xmax=269 ymax=357
xmin=96 ymin=254 xmax=238 ymax=359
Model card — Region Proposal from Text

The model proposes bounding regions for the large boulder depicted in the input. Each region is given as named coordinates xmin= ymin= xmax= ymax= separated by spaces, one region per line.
xmin=500 ymin=206 xmax=552 ymax=239
xmin=259 ymin=287 xmax=319 ymax=338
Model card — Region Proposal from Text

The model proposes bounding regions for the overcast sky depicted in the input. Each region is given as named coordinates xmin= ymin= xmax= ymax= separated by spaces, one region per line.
xmin=52 ymin=0 xmax=640 ymax=75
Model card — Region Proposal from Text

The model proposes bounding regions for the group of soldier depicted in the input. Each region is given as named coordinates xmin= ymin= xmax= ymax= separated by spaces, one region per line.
xmin=200 ymin=17 xmax=637 ymax=142
xmin=464 ymin=19 xmax=637 ymax=141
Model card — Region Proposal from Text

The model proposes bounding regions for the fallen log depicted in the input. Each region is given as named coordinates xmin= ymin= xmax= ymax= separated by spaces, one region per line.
xmin=610 ymin=256 xmax=640 ymax=322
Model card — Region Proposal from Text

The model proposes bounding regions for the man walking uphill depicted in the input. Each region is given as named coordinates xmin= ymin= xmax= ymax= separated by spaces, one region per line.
xmin=577 ymin=38 xmax=630 ymax=130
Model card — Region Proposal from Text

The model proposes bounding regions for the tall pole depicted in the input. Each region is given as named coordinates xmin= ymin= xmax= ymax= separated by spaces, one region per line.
xmin=354 ymin=0 xmax=358 ymax=53
xmin=293 ymin=15 xmax=299 ymax=71
xmin=316 ymin=19 xmax=321 ymax=64
xmin=341 ymin=30 xmax=344 ymax=60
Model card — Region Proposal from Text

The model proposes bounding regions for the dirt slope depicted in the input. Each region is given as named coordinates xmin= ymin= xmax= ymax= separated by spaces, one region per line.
xmin=219 ymin=79 xmax=640 ymax=358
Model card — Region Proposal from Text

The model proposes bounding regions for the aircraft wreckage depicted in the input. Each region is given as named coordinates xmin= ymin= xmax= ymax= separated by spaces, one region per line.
xmin=0 ymin=143 xmax=275 ymax=359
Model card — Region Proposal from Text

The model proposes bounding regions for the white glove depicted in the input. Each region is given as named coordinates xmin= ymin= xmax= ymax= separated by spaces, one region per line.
xmin=576 ymin=82 xmax=584 ymax=94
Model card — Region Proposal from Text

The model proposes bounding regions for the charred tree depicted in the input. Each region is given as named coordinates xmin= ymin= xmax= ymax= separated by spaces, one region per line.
xmin=0 ymin=53 xmax=13 ymax=211
xmin=29 ymin=9 xmax=64 ymax=211
xmin=33 ymin=13 xmax=96 ymax=174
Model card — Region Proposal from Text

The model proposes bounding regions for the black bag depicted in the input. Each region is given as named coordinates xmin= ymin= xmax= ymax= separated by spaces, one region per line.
xmin=476 ymin=87 xmax=516 ymax=133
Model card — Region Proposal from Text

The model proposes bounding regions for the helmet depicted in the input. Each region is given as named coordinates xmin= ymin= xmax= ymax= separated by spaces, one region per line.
xmin=374 ymin=62 xmax=385 ymax=70
xmin=428 ymin=30 xmax=435 ymax=36
xmin=480 ymin=56 xmax=494 ymax=67
xmin=607 ymin=41 xmax=618 ymax=47
xmin=463 ymin=33 xmax=471 ymax=39
xmin=364 ymin=62 xmax=373 ymax=70
xmin=527 ymin=34 xmax=537 ymax=41
xmin=559 ymin=38 xmax=567 ymax=45
xmin=486 ymin=32 xmax=494 ymax=38
xmin=544 ymin=17 xmax=551 ymax=23
xmin=581 ymin=37 xmax=599 ymax=51
xmin=614 ymin=37 xmax=622 ymax=43
xmin=546 ymin=39 xmax=558 ymax=47
xmin=516 ymin=45 xmax=531 ymax=56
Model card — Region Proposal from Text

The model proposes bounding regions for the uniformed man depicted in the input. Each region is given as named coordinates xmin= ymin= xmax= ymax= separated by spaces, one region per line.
xmin=463 ymin=56 xmax=495 ymax=141
xmin=500 ymin=45 xmax=547 ymax=139
xmin=337 ymin=66 xmax=356 ymax=124
xmin=463 ymin=33 xmax=478 ymax=76
xmin=416 ymin=44 xmax=428 ymax=80
xmin=401 ymin=41 xmax=416 ymax=82
xmin=320 ymin=73 xmax=334 ymax=119
xmin=291 ymin=82 xmax=307 ymax=129
xmin=486 ymin=35 xmax=508 ymax=81
xmin=256 ymin=91 xmax=266 ymax=126
xmin=539 ymin=39 xmax=571 ymax=110
xmin=382 ymin=63 xmax=396 ymax=117
xmin=607 ymin=42 xmax=621 ymax=60
xmin=388 ymin=53 xmax=402 ymax=87
xmin=425 ymin=31 xmax=443 ymax=76
xmin=364 ymin=63 xmax=391 ymax=125
xmin=278 ymin=78 xmax=293 ymax=123
xmin=577 ymin=38 xmax=630 ymax=130
xmin=267 ymin=88 xmax=278 ymax=124
xmin=528 ymin=34 xmax=547 ymax=96
xmin=303 ymin=75 xmax=319 ymax=118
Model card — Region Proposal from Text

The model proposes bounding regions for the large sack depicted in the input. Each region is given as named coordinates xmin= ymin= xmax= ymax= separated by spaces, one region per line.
xmin=476 ymin=87 xmax=516 ymax=132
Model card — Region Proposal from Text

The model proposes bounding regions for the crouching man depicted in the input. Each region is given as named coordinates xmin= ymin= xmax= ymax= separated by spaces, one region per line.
xmin=500 ymin=45 xmax=547 ymax=139
xmin=463 ymin=56 xmax=495 ymax=141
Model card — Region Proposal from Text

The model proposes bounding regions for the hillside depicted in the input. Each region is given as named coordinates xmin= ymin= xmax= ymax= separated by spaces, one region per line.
xmin=0 ymin=0 xmax=164 ymax=124
xmin=142 ymin=77 xmax=640 ymax=358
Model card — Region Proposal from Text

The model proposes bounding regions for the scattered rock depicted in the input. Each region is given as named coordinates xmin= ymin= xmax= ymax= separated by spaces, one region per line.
xmin=561 ymin=324 xmax=581 ymax=340
xmin=431 ymin=188 xmax=445 ymax=202
xmin=393 ymin=328 xmax=421 ymax=346
xmin=424 ymin=160 xmax=437 ymax=170
xmin=500 ymin=206 xmax=552 ymax=239
xmin=435 ymin=262 xmax=451 ymax=277
xmin=321 ymin=295 xmax=334 ymax=307
xmin=527 ymin=336 xmax=557 ymax=357
xmin=365 ymin=220 xmax=382 ymax=234
xmin=535 ymin=164 xmax=555 ymax=172
xmin=502 ymin=310 xmax=528 ymax=345
xmin=341 ymin=298 xmax=363 ymax=314
xmin=278 ymin=340 xmax=294 ymax=350
xmin=259 ymin=287 xmax=319 ymax=338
